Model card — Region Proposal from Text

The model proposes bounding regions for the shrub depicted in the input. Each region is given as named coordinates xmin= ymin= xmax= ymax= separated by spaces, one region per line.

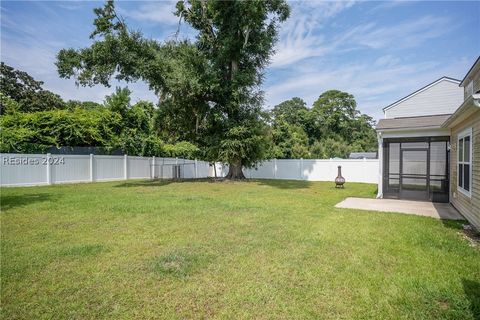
xmin=164 ymin=141 xmax=200 ymax=159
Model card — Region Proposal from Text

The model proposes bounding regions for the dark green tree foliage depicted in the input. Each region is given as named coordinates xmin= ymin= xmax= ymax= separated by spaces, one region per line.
xmin=1 ymin=108 xmax=122 ymax=153
xmin=104 ymin=87 xmax=132 ymax=117
xmin=164 ymin=141 xmax=200 ymax=159
xmin=0 ymin=62 xmax=66 ymax=114
xmin=107 ymin=88 xmax=162 ymax=156
xmin=312 ymin=90 xmax=358 ymax=140
xmin=0 ymin=93 xmax=21 ymax=114
xmin=270 ymin=90 xmax=377 ymax=159
xmin=56 ymin=0 xmax=290 ymax=179
xmin=65 ymin=100 xmax=103 ymax=110
xmin=312 ymin=90 xmax=377 ymax=155
xmin=309 ymin=136 xmax=351 ymax=159
xmin=0 ymin=84 xmax=200 ymax=157
xmin=270 ymin=121 xmax=310 ymax=159
xmin=269 ymin=97 xmax=316 ymax=156
xmin=271 ymin=97 xmax=312 ymax=130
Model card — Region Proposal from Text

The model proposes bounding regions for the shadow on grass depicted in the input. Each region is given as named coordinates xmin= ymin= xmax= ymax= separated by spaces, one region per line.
xmin=113 ymin=178 xmax=315 ymax=189
xmin=1 ymin=193 xmax=59 ymax=212
xmin=112 ymin=178 xmax=213 ymax=188
xmin=254 ymin=179 xmax=312 ymax=189
xmin=441 ymin=219 xmax=466 ymax=231
xmin=462 ymin=279 xmax=480 ymax=320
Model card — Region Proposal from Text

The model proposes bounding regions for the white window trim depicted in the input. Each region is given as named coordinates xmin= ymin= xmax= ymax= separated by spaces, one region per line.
xmin=457 ymin=127 xmax=473 ymax=198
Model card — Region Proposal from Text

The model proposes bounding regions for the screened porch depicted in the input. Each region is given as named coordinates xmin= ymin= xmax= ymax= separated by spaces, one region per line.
xmin=382 ymin=136 xmax=450 ymax=203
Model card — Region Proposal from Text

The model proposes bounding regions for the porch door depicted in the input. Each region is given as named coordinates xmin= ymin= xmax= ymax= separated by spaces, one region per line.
xmin=400 ymin=149 xmax=429 ymax=200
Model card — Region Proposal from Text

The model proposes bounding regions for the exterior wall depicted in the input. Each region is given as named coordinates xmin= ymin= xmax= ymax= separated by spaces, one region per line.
xmin=385 ymin=79 xmax=463 ymax=119
xmin=464 ymin=67 xmax=480 ymax=100
xmin=449 ymin=111 xmax=480 ymax=229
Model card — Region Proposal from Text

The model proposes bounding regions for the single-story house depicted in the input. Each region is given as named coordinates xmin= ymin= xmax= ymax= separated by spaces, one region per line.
xmin=376 ymin=56 xmax=480 ymax=229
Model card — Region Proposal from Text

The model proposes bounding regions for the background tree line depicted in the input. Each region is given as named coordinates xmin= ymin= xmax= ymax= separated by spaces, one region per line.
xmin=0 ymin=62 xmax=199 ymax=158
xmin=268 ymin=93 xmax=377 ymax=159
xmin=1 ymin=62 xmax=376 ymax=159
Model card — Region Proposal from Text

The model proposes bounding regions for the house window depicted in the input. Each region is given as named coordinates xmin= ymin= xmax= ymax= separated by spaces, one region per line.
xmin=458 ymin=128 xmax=472 ymax=196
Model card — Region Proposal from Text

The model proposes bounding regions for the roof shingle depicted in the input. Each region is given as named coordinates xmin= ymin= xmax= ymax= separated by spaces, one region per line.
xmin=376 ymin=114 xmax=451 ymax=131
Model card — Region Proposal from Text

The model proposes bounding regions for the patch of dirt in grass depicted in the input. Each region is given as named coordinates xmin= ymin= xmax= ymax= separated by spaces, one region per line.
xmin=460 ymin=224 xmax=480 ymax=248
xmin=437 ymin=299 xmax=450 ymax=311
xmin=151 ymin=248 xmax=213 ymax=278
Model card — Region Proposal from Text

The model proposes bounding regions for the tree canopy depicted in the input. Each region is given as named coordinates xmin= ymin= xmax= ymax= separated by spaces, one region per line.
xmin=55 ymin=0 xmax=290 ymax=179
xmin=269 ymin=91 xmax=377 ymax=159
xmin=0 ymin=62 xmax=66 ymax=114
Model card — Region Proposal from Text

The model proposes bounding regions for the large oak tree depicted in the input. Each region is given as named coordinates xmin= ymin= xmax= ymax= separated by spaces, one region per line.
xmin=56 ymin=0 xmax=289 ymax=179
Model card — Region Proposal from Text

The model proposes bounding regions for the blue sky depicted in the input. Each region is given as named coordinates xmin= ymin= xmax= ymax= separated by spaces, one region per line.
xmin=1 ymin=1 xmax=479 ymax=120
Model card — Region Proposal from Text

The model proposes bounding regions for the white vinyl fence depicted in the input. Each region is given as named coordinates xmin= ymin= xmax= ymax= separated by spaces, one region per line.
xmin=215 ymin=159 xmax=379 ymax=184
xmin=0 ymin=153 xmax=212 ymax=187
xmin=1 ymin=153 xmax=379 ymax=187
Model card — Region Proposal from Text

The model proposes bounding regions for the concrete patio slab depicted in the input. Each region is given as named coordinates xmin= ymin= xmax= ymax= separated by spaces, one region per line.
xmin=335 ymin=197 xmax=464 ymax=220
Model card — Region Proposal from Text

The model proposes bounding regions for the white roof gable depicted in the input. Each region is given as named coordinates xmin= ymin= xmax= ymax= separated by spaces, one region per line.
xmin=384 ymin=77 xmax=463 ymax=119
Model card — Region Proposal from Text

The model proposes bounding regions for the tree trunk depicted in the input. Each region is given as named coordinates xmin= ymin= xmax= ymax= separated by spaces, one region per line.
xmin=225 ymin=158 xmax=245 ymax=180
xmin=225 ymin=58 xmax=243 ymax=180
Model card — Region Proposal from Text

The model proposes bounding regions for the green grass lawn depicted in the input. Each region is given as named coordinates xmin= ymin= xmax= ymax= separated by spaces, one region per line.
xmin=1 ymin=179 xmax=479 ymax=319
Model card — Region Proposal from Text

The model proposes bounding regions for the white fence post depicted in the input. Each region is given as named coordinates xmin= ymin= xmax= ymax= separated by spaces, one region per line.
xmin=194 ymin=159 xmax=198 ymax=178
xmin=89 ymin=154 xmax=94 ymax=182
xmin=363 ymin=157 xmax=367 ymax=183
xmin=124 ymin=154 xmax=128 ymax=180
xmin=300 ymin=158 xmax=303 ymax=180
xmin=274 ymin=159 xmax=277 ymax=179
xmin=329 ymin=158 xmax=333 ymax=180
xmin=152 ymin=156 xmax=156 ymax=179
xmin=46 ymin=153 xmax=52 ymax=185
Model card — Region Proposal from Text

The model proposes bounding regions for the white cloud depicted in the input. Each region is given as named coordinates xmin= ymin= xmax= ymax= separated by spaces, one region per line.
xmin=55 ymin=2 xmax=86 ymax=11
xmin=368 ymin=0 xmax=411 ymax=13
xmin=120 ymin=1 xmax=180 ymax=25
xmin=271 ymin=8 xmax=451 ymax=68
xmin=271 ymin=1 xmax=356 ymax=67
xmin=265 ymin=58 xmax=469 ymax=120
xmin=345 ymin=15 xmax=450 ymax=49
xmin=374 ymin=55 xmax=400 ymax=67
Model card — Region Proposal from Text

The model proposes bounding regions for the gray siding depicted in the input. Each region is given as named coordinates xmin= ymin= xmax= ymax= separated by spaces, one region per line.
xmin=385 ymin=79 xmax=463 ymax=119
xmin=450 ymin=111 xmax=480 ymax=230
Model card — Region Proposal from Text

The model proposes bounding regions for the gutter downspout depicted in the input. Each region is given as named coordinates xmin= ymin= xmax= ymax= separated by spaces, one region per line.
xmin=472 ymin=93 xmax=480 ymax=107
xmin=377 ymin=131 xmax=383 ymax=199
